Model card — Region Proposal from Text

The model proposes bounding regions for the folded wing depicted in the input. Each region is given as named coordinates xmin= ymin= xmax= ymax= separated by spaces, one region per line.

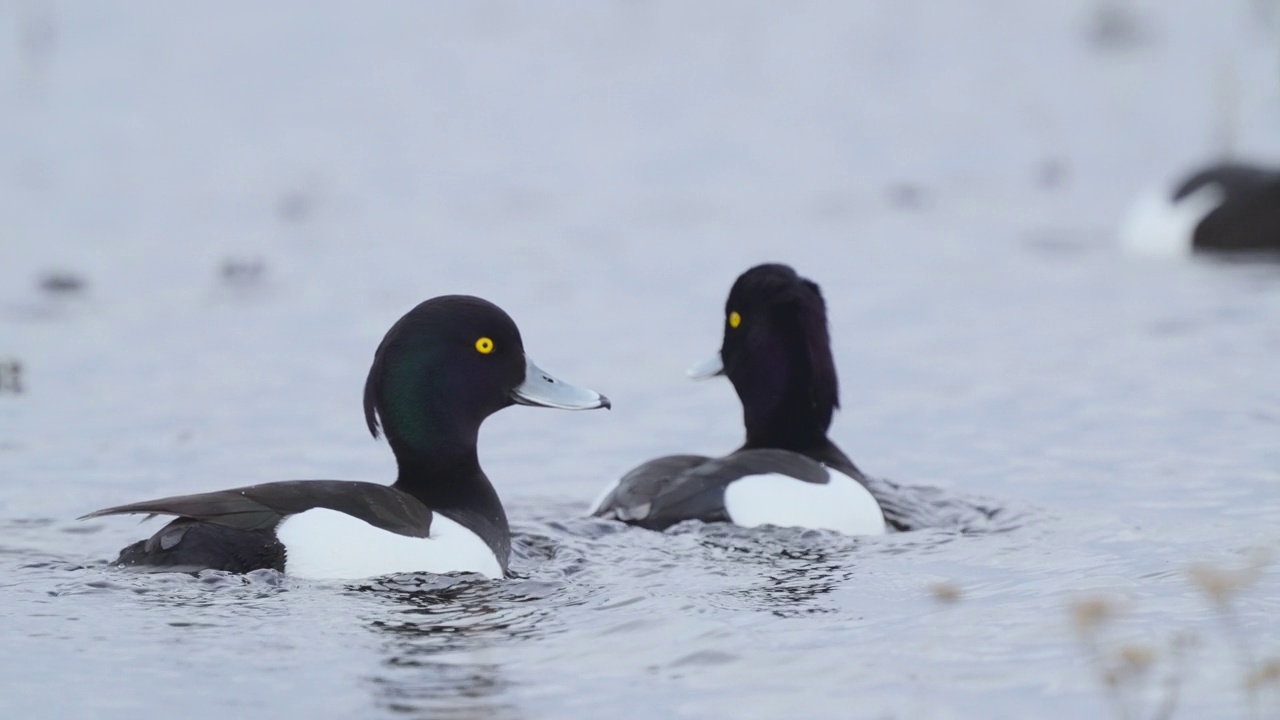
xmin=595 ymin=449 xmax=832 ymax=530
xmin=81 ymin=480 xmax=433 ymax=537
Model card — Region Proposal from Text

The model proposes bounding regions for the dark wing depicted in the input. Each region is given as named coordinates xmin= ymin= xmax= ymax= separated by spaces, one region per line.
xmin=112 ymin=521 xmax=288 ymax=573
xmin=593 ymin=454 xmax=710 ymax=526
xmin=1196 ymin=177 xmax=1280 ymax=252
xmin=594 ymin=449 xmax=831 ymax=531
xmin=1174 ymin=162 xmax=1277 ymax=201
xmin=81 ymin=480 xmax=434 ymax=538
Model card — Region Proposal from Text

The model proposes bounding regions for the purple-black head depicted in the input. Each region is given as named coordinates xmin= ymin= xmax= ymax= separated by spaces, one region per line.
xmin=690 ymin=264 xmax=840 ymax=451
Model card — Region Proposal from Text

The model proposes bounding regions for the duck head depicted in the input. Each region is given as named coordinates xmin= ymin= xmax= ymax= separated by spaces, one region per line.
xmin=690 ymin=264 xmax=839 ymax=452
xmin=364 ymin=295 xmax=610 ymax=458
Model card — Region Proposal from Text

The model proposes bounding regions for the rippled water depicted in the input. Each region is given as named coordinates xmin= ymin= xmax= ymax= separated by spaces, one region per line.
xmin=3 ymin=2 xmax=1280 ymax=718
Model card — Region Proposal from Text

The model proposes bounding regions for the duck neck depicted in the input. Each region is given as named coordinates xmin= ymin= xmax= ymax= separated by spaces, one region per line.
xmin=741 ymin=398 xmax=832 ymax=456
xmin=741 ymin=415 xmax=861 ymax=476
xmin=378 ymin=376 xmax=495 ymax=510
xmin=389 ymin=431 xmax=476 ymax=502
xmin=386 ymin=424 xmax=511 ymax=567
xmin=734 ymin=332 xmax=836 ymax=456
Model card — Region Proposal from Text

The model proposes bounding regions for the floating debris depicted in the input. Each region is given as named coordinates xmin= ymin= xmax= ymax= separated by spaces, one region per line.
xmin=1248 ymin=659 xmax=1280 ymax=690
xmin=928 ymin=581 xmax=963 ymax=605
xmin=885 ymin=182 xmax=931 ymax=211
xmin=1070 ymin=595 xmax=1123 ymax=636
xmin=1117 ymin=643 xmax=1156 ymax=673
xmin=1085 ymin=1 xmax=1145 ymax=51
xmin=1035 ymin=158 xmax=1069 ymax=190
xmin=0 ymin=359 xmax=23 ymax=395
xmin=277 ymin=189 xmax=314 ymax=223
xmin=18 ymin=0 xmax=58 ymax=79
xmin=219 ymin=257 xmax=267 ymax=288
xmin=38 ymin=271 xmax=85 ymax=295
xmin=1187 ymin=548 xmax=1271 ymax=607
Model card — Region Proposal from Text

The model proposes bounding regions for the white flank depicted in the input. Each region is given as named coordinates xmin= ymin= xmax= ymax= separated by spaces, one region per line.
xmin=276 ymin=509 xmax=502 ymax=580
xmin=1118 ymin=184 xmax=1223 ymax=257
xmin=723 ymin=468 xmax=887 ymax=536
xmin=589 ymin=478 xmax=621 ymax=514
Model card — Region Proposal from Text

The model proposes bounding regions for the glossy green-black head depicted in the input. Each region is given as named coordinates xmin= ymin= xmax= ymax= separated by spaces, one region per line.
xmin=364 ymin=295 xmax=609 ymax=454
xmin=689 ymin=264 xmax=839 ymax=450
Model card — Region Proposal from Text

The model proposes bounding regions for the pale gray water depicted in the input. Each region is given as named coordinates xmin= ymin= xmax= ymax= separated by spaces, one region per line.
xmin=2 ymin=2 xmax=1280 ymax=718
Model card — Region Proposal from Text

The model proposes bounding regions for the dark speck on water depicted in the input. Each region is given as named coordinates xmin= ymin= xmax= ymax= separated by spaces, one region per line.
xmin=219 ymin=257 xmax=267 ymax=287
xmin=885 ymin=182 xmax=931 ymax=211
xmin=277 ymin=192 xmax=313 ymax=223
xmin=0 ymin=360 xmax=22 ymax=394
xmin=1085 ymin=2 xmax=1146 ymax=50
xmin=38 ymin=272 xmax=85 ymax=295
xmin=2 ymin=3 xmax=1278 ymax=720
xmin=1035 ymin=158 xmax=1070 ymax=190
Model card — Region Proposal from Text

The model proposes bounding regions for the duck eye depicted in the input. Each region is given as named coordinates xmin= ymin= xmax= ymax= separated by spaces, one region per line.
xmin=475 ymin=337 xmax=495 ymax=354
xmin=728 ymin=311 xmax=742 ymax=329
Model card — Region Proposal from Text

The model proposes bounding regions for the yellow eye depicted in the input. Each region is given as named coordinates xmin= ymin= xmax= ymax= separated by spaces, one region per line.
xmin=475 ymin=337 xmax=495 ymax=354
xmin=728 ymin=311 xmax=742 ymax=329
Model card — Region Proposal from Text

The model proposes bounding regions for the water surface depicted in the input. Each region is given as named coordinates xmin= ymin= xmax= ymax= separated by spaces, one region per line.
xmin=2 ymin=2 xmax=1279 ymax=718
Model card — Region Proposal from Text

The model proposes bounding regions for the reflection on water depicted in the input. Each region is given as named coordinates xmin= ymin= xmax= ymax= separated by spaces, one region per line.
xmin=3 ymin=1 xmax=1280 ymax=717
xmin=716 ymin=543 xmax=856 ymax=619
xmin=349 ymin=488 xmax=1027 ymax=714
xmin=365 ymin=668 xmax=515 ymax=720
xmin=363 ymin=593 xmax=520 ymax=720
xmin=862 ymin=475 xmax=1027 ymax=535
xmin=352 ymin=569 xmax=553 ymax=719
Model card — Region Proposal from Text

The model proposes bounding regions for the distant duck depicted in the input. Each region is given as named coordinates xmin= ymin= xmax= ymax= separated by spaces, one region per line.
xmin=82 ymin=296 xmax=611 ymax=580
xmin=592 ymin=264 xmax=887 ymax=536
xmin=1120 ymin=161 xmax=1280 ymax=257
